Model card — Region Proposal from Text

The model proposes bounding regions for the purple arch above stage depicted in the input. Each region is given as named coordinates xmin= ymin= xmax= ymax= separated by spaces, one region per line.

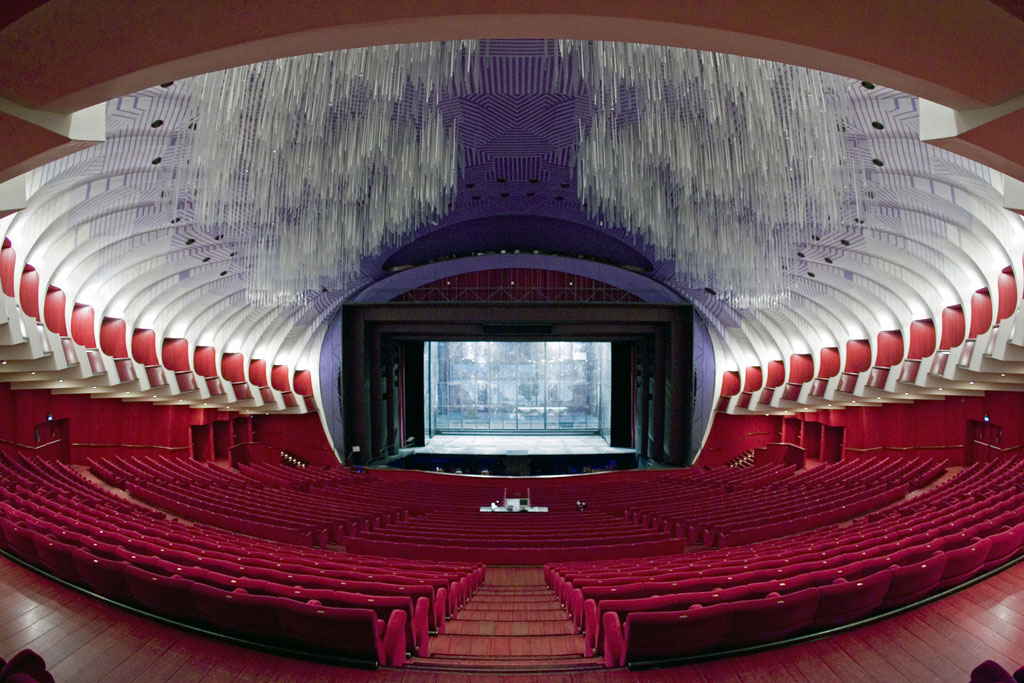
xmin=350 ymin=254 xmax=680 ymax=304
xmin=320 ymin=254 xmax=717 ymax=465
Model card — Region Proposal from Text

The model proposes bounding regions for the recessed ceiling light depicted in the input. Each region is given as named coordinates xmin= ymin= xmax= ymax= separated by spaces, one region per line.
xmin=30 ymin=371 xmax=35 ymax=375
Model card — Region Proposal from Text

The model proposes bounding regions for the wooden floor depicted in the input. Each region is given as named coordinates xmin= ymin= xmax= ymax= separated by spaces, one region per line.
xmin=2 ymin=557 xmax=1023 ymax=682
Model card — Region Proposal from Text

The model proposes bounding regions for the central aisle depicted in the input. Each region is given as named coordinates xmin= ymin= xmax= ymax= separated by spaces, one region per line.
xmin=406 ymin=566 xmax=603 ymax=673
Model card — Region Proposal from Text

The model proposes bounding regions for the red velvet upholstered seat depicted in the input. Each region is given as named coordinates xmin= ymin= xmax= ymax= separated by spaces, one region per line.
xmin=812 ymin=569 xmax=892 ymax=629
xmin=982 ymin=523 xmax=1024 ymax=572
xmin=274 ymin=598 xmax=407 ymax=667
xmin=882 ymin=553 xmax=949 ymax=609
xmin=32 ymin=535 xmax=80 ymax=583
xmin=937 ymin=537 xmax=993 ymax=591
xmin=71 ymin=548 xmax=135 ymax=604
xmin=123 ymin=564 xmax=201 ymax=623
xmin=602 ymin=603 xmax=733 ymax=667
xmin=190 ymin=582 xmax=281 ymax=638
xmin=725 ymin=587 xmax=820 ymax=647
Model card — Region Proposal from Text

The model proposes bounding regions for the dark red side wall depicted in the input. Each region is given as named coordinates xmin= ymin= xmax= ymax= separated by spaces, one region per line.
xmin=0 ymin=382 xmax=336 ymax=465
xmin=700 ymin=390 xmax=1024 ymax=466
xmin=250 ymin=412 xmax=334 ymax=465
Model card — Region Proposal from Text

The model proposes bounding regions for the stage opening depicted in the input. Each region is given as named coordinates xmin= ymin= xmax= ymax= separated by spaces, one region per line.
xmin=425 ymin=341 xmax=611 ymax=436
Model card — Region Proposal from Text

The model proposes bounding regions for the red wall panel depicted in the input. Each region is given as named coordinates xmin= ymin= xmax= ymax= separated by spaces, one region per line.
xmin=70 ymin=304 xmax=96 ymax=348
xmin=19 ymin=266 xmax=38 ymax=319
xmin=252 ymin=412 xmax=334 ymax=465
xmin=194 ymin=346 xmax=216 ymax=377
xmin=99 ymin=317 xmax=128 ymax=358
xmin=248 ymin=359 xmax=268 ymax=387
xmin=743 ymin=366 xmax=763 ymax=392
xmin=940 ymin=306 xmax=965 ymax=349
xmin=818 ymin=347 xmax=840 ymax=378
xmin=131 ymin=328 xmax=158 ymax=365
xmin=221 ymin=353 xmax=244 ymax=382
xmin=699 ymin=413 xmax=782 ymax=466
xmin=764 ymin=360 xmax=785 ymax=388
xmin=0 ymin=243 xmax=15 ymax=297
xmin=0 ymin=382 xmax=193 ymax=464
xmin=844 ymin=339 xmax=871 ymax=373
xmin=997 ymin=269 xmax=1017 ymax=322
xmin=702 ymin=390 xmax=1024 ymax=467
xmin=969 ymin=289 xmax=993 ymax=338
xmin=721 ymin=371 xmax=741 ymax=397
xmin=293 ymin=370 xmax=313 ymax=396
xmin=875 ymin=330 xmax=904 ymax=367
xmin=162 ymin=338 xmax=189 ymax=372
xmin=788 ymin=354 xmax=814 ymax=384
xmin=908 ymin=319 xmax=936 ymax=359
xmin=270 ymin=365 xmax=290 ymax=392
xmin=43 ymin=286 xmax=67 ymax=335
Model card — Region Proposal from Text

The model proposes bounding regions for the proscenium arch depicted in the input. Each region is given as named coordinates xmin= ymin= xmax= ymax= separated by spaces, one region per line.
xmin=321 ymin=256 xmax=716 ymax=464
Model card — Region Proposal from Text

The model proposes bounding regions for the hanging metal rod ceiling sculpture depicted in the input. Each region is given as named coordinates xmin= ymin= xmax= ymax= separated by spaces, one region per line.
xmin=163 ymin=40 xmax=861 ymax=307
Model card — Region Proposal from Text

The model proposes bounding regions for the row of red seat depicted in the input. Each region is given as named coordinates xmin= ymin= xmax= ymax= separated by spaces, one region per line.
xmin=0 ymin=453 xmax=484 ymax=667
xmin=98 ymin=456 xmax=945 ymax=566
xmin=620 ymin=457 xmax=941 ymax=547
xmin=92 ymin=456 xmax=406 ymax=546
xmin=543 ymin=457 xmax=1024 ymax=666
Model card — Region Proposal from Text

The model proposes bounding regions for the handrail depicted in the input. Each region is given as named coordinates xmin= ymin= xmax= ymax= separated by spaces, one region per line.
xmin=843 ymin=444 xmax=963 ymax=453
xmin=71 ymin=442 xmax=188 ymax=451
xmin=0 ymin=436 xmax=61 ymax=451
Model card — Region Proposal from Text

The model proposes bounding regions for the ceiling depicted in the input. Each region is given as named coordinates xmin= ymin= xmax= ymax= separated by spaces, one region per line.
xmin=0 ymin=29 xmax=1022 ymax=441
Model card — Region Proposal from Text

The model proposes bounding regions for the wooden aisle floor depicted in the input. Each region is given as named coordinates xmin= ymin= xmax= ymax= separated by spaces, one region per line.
xmin=1 ymin=557 xmax=1023 ymax=682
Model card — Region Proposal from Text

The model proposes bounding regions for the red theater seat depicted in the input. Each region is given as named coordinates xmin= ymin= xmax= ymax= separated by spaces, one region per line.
xmin=603 ymin=603 xmax=733 ymax=667
xmin=882 ymin=554 xmax=949 ymax=610
xmin=274 ymin=599 xmax=407 ymax=667
xmin=0 ymin=649 xmax=55 ymax=683
xmin=71 ymin=549 xmax=135 ymax=604
xmin=811 ymin=570 xmax=892 ymax=629
xmin=32 ymin=536 xmax=81 ymax=583
xmin=724 ymin=587 xmax=820 ymax=647
xmin=190 ymin=582 xmax=280 ymax=639
xmin=123 ymin=565 xmax=201 ymax=623
xmin=982 ymin=523 xmax=1024 ymax=572
xmin=937 ymin=537 xmax=993 ymax=591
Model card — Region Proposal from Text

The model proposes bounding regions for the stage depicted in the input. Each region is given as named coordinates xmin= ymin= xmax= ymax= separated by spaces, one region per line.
xmin=392 ymin=434 xmax=637 ymax=475
xmin=413 ymin=434 xmax=633 ymax=456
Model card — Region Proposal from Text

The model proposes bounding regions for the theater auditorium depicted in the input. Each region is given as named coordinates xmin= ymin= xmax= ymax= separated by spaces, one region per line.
xmin=1 ymin=3 xmax=1023 ymax=682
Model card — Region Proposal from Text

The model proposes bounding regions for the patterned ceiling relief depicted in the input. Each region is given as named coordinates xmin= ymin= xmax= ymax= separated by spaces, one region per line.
xmin=0 ymin=39 xmax=1021 ymax=449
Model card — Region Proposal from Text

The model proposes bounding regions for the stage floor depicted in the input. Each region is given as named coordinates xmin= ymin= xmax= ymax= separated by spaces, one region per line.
xmin=414 ymin=434 xmax=634 ymax=456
